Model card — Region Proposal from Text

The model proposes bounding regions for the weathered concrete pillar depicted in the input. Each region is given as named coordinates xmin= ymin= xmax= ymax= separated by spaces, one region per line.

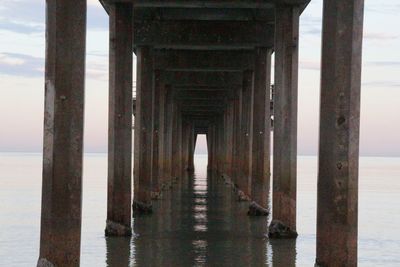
xmin=207 ymin=124 xmax=215 ymax=171
xmin=171 ymin=103 xmax=179 ymax=180
xmin=237 ymin=70 xmax=254 ymax=200
xmin=163 ymin=86 xmax=173 ymax=187
xmin=188 ymin=123 xmax=195 ymax=171
xmin=232 ymin=86 xmax=242 ymax=189
xmin=224 ymin=101 xmax=234 ymax=180
xmin=38 ymin=0 xmax=86 ymax=266
xmin=177 ymin=113 xmax=183 ymax=177
xmin=248 ymin=47 xmax=272 ymax=216
xmin=106 ymin=3 xmax=133 ymax=237
xmin=316 ymin=1 xmax=364 ymax=266
xmin=158 ymin=78 xmax=166 ymax=190
xmin=133 ymin=46 xmax=153 ymax=214
xmin=270 ymin=6 xmax=299 ymax=238
xmin=151 ymin=69 xmax=162 ymax=200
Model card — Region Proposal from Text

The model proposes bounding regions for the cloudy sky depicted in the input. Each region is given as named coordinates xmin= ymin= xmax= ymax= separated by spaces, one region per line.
xmin=0 ymin=0 xmax=399 ymax=156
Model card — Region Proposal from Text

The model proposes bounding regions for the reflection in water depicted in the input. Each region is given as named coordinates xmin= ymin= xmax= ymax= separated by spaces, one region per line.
xmin=106 ymin=159 xmax=296 ymax=266
xmin=105 ymin=237 xmax=131 ymax=267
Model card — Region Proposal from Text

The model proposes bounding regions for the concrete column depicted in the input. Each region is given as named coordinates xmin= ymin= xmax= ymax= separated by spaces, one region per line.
xmin=224 ymin=102 xmax=234 ymax=179
xmin=38 ymin=0 xmax=86 ymax=266
xmin=164 ymin=86 xmax=173 ymax=187
xmin=171 ymin=104 xmax=179 ymax=180
xmin=106 ymin=3 xmax=133 ymax=236
xmin=316 ymin=1 xmax=364 ymax=266
xmin=248 ymin=47 xmax=272 ymax=216
xmin=158 ymin=78 xmax=166 ymax=190
xmin=188 ymin=123 xmax=195 ymax=171
xmin=178 ymin=113 xmax=183 ymax=177
xmin=270 ymin=6 xmax=299 ymax=238
xmin=232 ymin=86 xmax=243 ymax=189
xmin=133 ymin=46 xmax=153 ymax=214
xmin=237 ymin=70 xmax=254 ymax=200
xmin=207 ymin=124 xmax=214 ymax=171
xmin=151 ymin=70 xmax=162 ymax=199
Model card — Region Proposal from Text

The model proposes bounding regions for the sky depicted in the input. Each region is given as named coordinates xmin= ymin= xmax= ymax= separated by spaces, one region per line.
xmin=0 ymin=0 xmax=399 ymax=156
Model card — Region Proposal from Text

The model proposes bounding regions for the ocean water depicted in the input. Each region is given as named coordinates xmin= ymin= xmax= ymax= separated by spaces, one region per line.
xmin=0 ymin=153 xmax=399 ymax=266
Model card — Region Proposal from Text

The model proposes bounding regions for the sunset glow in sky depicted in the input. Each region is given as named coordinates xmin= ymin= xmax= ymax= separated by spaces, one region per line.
xmin=0 ymin=0 xmax=399 ymax=156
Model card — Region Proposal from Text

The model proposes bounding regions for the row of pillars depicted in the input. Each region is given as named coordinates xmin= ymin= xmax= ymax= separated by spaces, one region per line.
xmin=37 ymin=1 xmax=364 ymax=266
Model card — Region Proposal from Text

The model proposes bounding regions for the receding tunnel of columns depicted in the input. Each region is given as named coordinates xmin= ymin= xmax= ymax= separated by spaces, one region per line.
xmin=38 ymin=1 xmax=364 ymax=266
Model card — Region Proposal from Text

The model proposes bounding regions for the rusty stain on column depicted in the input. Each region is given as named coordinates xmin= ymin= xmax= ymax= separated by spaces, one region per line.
xmin=133 ymin=46 xmax=154 ymax=214
xmin=38 ymin=0 xmax=86 ymax=266
xmin=316 ymin=0 xmax=364 ymax=266
xmin=270 ymin=5 xmax=300 ymax=238
xmin=248 ymin=47 xmax=272 ymax=216
xmin=105 ymin=3 xmax=133 ymax=237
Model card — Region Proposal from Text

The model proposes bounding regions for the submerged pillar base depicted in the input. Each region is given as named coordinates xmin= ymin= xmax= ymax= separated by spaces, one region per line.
xmin=268 ymin=220 xmax=298 ymax=239
xmin=237 ymin=189 xmax=251 ymax=202
xmin=105 ymin=220 xmax=132 ymax=237
xmin=37 ymin=258 xmax=55 ymax=267
xmin=132 ymin=200 xmax=153 ymax=216
xmin=248 ymin=201 xmax=269 ymax=216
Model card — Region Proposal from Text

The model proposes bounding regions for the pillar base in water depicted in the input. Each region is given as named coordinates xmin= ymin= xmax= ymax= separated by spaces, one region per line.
xmin=105 ymin=220 xmax=132 ymax=236
xmin=268 ymin=220 xmax=298 ymax=239
xmin=237 ymin=189 xmax=251 ymax=202
xmin=132 ymin=200 xmax=153 ymax=216
xmin=248 ymin=201 xmax=269 ymax=216
xmin=37 ymin=258 xmax=55 ymax=267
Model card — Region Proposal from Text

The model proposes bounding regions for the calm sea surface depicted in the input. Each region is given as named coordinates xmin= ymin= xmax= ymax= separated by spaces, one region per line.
xmin=0 ymin=153 xmax=399 ymax=266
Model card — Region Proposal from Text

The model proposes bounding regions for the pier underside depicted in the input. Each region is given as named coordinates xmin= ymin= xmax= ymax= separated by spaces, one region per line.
xmin=37 ymin=1 xmax=365 ymax=266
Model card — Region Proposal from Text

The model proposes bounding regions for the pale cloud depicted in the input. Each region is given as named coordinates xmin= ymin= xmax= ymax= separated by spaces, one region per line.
xmin=0 ymin=53 xmax=25 ymax=66
xmin=300 ymin=60 xmax=320 ymax=71
xmin=0 ymin=52 xmax=43 ymax=77
xmin=364 ymin=32 xmax=400 ymax=40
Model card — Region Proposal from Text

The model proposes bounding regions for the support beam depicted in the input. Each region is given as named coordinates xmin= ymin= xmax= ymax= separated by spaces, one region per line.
xmin=151 ymin=70 xmax=162 ymax=199
xmin=248 ymin=47 xmax=272 ymax=216
xmin=134 ymin=20 xmax=274 ymax=49
xmin=163 ymin=86 xmax=173 ymax=188
xmin=316 ymin=1 xmax=364 ymax=266
xmin=38 ymin=0 xmax=86 ymax=266
xmin=163 ymin=71 xmax=242 ymax=87
xmin=133 ymin=46 xmax=154 ymax=214
xmin=237 ymin=70 xmax=253 ymax=201
xmin=232 ymin=86 xmax=242 ymax=189
xmin=270 ymin=6 xmax=299 ymax=238
xmin=154 ymin=50 xmax=254 ymax=71
xmin=106 ymin=3 xmax=133 ymax=237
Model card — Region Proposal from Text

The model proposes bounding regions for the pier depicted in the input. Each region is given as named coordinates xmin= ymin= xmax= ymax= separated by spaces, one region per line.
xmin=37 ymin=1 xmax=364 ymax=266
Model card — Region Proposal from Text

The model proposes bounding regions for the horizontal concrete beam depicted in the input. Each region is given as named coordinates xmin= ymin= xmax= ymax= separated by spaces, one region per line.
xmin=154 ymin=50 xmax=254 ymax=71
xmin=175 ymin=91 xmax=228 ymax=100
xmin=142 ymin=8 xmax=275 ymax=21
xmin=173 ymin=85 xmax=232 ymax=91
xmin=176 ymin=99 xmax=227 ymax=106
xmin=134 ymin=20 xmax=274 ymax=49
xmin=163 ymin=71 xmax=242 ymax=87
xmin=102 ymin=0 xmax=310 ymax=8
